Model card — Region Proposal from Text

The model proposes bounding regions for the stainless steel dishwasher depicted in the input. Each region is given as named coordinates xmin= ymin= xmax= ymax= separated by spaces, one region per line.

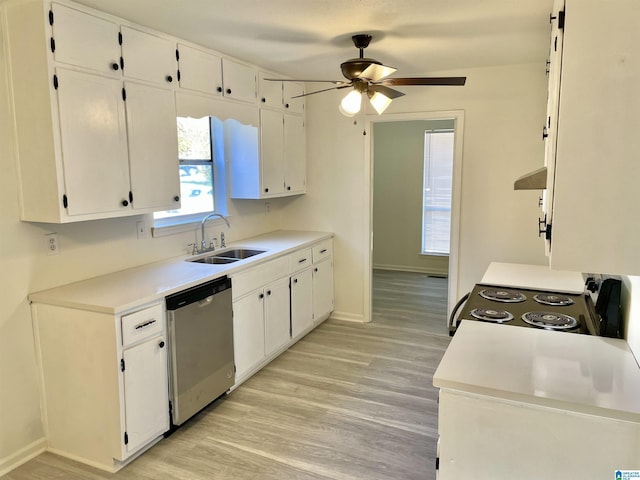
xmin=165 ymin=276 xmax=234 ymax=426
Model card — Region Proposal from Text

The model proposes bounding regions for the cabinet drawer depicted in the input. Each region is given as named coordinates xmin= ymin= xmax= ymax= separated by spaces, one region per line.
xmin=289 ymin=248 xmax=312 ymax=273
xmin=312 ymin=240 xmax=333 ymax=263
xmin=232 ymin=257 xmax=288 ymax=299
xmin=121 ymin=303 xmax=164 ymax=346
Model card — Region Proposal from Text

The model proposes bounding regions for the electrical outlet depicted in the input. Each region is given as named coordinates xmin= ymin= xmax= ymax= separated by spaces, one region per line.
xmin=45 ymin=233 xmax=59 ymax=255
xmin=136 ymin=220 xmax=148 ymax=239
xmin=265 ymin=202 xmax=271 ymax=215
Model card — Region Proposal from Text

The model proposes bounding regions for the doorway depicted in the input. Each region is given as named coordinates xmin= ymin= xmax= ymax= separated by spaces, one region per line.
xmin=364 ymin=111 xmax=464 ymax=328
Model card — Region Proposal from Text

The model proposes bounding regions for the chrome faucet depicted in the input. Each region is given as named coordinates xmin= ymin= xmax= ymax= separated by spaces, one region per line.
xmin=200 ymin=213 xmax=230 ymax=252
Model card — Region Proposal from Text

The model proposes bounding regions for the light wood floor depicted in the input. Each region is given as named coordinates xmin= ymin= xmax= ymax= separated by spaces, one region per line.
xmin=4 ymin=270 xmax=450 ymax=480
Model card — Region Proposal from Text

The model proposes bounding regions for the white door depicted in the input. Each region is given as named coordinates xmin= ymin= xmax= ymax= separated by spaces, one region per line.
xmin=222 ymin=58 xmax=256 ymax=103
xmin=260 ymin=109 xmax=285 ymax=196
xmin=122 ymin=335 xmax=169 ymax=454
xmin=50 ymin=3 xmax=121 ymax=75
xmin=233 ymin=292 xmax=266 ymax=378
xmin=125 ymin=82 xmax=181 ymax=211
xmin=291 ymin=268 xmax=313 ymax=338
xmin=264 ymin=277 xmax=291 ymax=356
xmin=284 ymin=114 xmax=306 ymax=194
xmin=121 ymin=26 xmax=177 ymax=86
xmin=313 ymin=258 xmax=334 ymax=322
xmin=177 ymin=44 xmax=223 ymax=95
xmin=55 ymin=68 xmax=130 ymax=216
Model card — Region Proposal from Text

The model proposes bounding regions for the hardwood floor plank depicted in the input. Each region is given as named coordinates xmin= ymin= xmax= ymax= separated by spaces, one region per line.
xmin=3 ymin=271 xmax=450 ymax=480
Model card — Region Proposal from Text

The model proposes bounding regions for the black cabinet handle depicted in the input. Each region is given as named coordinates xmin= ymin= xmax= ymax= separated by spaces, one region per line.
xmin=166 ymin=75 xmax=173 ymax=83
xmin=261 ymin=97 xmax=266 ymax=103
xmin=226 ymin=88 xmax=232 ymax=95
xmin=259 ymin=293 xmax=264 ymax=299
xmin=159 ymin=341 xmax=165 ymax=348
xmin=111 ymin=62 xmax=119 ymax=71
xmin=264 ymin=188 xmax=269 ymax=193
xmin=287 ymin=186 xmax=291 ymax=191
xmin=267 ymin=290 xmax=272 ymax=296
xmin=121 ymin=199 xmax=129 ymax=207
xmin=217 ymin=86 xmax=223 ymax=93
xmin=293 ymin=278 xmax=298 ymax=284
xmin=314 ymin=267 xmax=318 ymax=272
xmin=285 ymin=103 xmax=290 ymax=109
xmin=174 ymin=195 xmax=180 ymax=202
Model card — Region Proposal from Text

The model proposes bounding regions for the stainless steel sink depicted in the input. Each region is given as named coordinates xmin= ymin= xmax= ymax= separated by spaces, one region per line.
xmin=190 ymin=256 xmax=239 ymax=265
xmin=188 ymin=248 xmax=266 ymax=264
xmin=214 ymin=248 xmax=266 ymax=259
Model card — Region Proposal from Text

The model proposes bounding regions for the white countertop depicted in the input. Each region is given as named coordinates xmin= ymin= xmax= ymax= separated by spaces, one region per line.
xmin=28 ymin=230 xmax=333 ymax=314
xmin=481 ymin=262 xmax=585 ymax=294
xmin=434 ymin=321 xmax=640 ymax=422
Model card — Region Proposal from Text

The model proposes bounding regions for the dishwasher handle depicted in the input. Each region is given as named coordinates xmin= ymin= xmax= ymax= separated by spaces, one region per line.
xmin=166 ymin=276 xmax=231 ymax=310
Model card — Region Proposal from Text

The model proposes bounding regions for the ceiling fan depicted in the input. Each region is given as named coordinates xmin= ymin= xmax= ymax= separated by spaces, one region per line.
xmin=267 ymin=34 xmax=466 ymax=116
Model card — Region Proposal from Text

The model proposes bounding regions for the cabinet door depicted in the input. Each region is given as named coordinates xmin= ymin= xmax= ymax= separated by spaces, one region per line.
xmin=50 ymin=3 xmax=121 ymax=75
xmin=264 ymin=277 xmax=291 ymax=356
xmin=233 ymin=292 xmax=266 ymax=378
xmin=291 ymin=268 xmax=313 ymax=339
xmin=122 ymin=334 xmax=169 ymax=454
xmin=222 ymin=58 xmax=256 ymax=103
xmin=283 ymin=82 xmax=305 ymax=114
xmin=177 ymin=44 xmax=223 ymax=96
xmin=260 ymin=109 xmax=285 ymax=196
xmin=284 ymin=114 xmax=306 ymax=194
xmin=121 ymin=26 xmax=177 ymax=86
xmin=125 ymin=82 xmax=181 ymax=211
xmin=313 ymin=258 xmax=334 ymax=322
xmin=258 ymin=73 xmax=283 ymax=109
xmin=55 ymin=68 xmax=131 ymax=216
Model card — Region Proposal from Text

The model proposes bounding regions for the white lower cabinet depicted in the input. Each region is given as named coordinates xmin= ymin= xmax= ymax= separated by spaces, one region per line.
xmin=313 ymin=257 xmax=334 ymax=323
xmin=32 ymin=301 xmax=169 ymax=472
xmin=291 ymin=268 xmax=313 ymax=339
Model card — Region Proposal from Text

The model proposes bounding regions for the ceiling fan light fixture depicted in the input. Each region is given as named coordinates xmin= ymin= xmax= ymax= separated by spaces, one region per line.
xmin=339 ymin=90 xmax=362 ymax=117
xmin=368 ymin=91 xmax=393 ymax=115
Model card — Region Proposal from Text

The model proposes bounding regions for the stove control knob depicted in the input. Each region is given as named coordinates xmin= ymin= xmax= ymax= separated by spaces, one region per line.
xmin=586 ymin=278 xmax=599 ymax=293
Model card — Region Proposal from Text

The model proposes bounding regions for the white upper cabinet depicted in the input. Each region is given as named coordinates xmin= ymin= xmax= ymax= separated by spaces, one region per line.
xmin=260 ymin=108 xmax=286 ymax=196
xmin=283 ymin=114 xmax=306 ymax=194
xmin=222 ymin=58 xmax=257 ymax=103
xmin=55 ymin=68 xmax=131 ymax=216
xmin=177 ymin=43 xmax=223 ymax=96
xmin=283 ymin=81 xmax=305 ymax=114
xmin=124 ymin=82 xmax=181 ymax=211
xmin=547 ymin=0 xmax=640 ymax=275
xmin=120 ymin=26 xmax=177 ymax=86
xmin=50 ymin=2 xmax=121 ymax=74
xmin=258 ymin=72 xmax=283 ymax=109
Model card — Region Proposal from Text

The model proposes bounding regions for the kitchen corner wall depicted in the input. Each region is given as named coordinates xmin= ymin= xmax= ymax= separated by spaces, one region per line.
xmin=282 ymin=62 xmax=549 ymax=320
xmin=621 ymin=276 xmax=640 ymax=363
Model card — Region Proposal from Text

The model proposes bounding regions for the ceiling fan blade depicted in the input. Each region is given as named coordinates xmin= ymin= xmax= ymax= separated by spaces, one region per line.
xmin=291 ymin=84 xmax=352 ymax=99
xmin=264 ymin=78 xmax=347 ymax=84
xmin=368 ymin=84 xmax=405 ymax=99
xmin=380 ymin=77 xmax=467 ymax=86
xmin=358 ymin=63 xmax=397 ymax=82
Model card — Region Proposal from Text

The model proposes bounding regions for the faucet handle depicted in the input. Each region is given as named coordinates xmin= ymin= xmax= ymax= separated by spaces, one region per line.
xmin=187 ymin=243 xmax=198 ymax=255
xmin=209 ymin=238 xmax=218 ymax=250
xmin=220 ymin=232 xmax=226 ymax=248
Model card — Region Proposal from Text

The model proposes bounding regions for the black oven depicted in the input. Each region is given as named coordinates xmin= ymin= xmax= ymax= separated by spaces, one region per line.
xmin=449 ymin=284 xmax=599 ymax=336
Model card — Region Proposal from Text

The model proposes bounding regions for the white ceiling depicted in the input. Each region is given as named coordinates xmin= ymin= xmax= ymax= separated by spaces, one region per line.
xmin=74 ymin=0 xmax=554 ymax=81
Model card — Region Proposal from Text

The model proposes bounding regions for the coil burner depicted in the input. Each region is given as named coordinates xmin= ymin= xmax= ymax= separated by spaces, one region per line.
xmin=522 ymin=311 xmax=578 ymax=331
xmin=533 ymin=293 xmax=575 ymax=306
xmin=479 ymin=288 xmax=527 ymax=303
xmin=470 ymin=308 xmax=514 ymax=323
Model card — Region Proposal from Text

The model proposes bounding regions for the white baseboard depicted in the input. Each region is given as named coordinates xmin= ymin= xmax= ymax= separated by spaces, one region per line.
xmin=373 ymin=264 xmax=448 ymax=277
xmin=0 ymin=437 xmax=47 ymax=476
xmin=329 ymin=311 xmax=367 ymax=323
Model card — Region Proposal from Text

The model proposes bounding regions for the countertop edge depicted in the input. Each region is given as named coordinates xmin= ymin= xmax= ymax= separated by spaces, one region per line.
xmin=28 ymin=230 xmax=334 ymax=315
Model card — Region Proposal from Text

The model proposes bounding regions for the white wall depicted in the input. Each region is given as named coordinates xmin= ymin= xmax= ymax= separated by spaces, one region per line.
xmin=620 ymin=276 xmax=640 ymax=363
xmin=282 ymin=62 xmax=549 ymax=321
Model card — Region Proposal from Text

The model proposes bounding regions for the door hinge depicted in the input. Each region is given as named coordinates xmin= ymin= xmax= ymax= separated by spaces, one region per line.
xmin=48 ymin=9 xmax=54 ymax=25
xmin=50 ymin=37 xmax=55 ymax=53
xmin=118 ymin=31 xmax=123 ymax=45
xmin=122 ymin=87 xmax=126 ymax=101
xmin=129 ymin=191 xmax=133 ymax=204
xmin=62 ymin=194 xmax=68 ymax=208
xmin=177 ymin=70 xmax=181 ymax=82
xmin=120 ymin=56 xmax=124 ymax=71
xmin=175 ymin=49 xmax=179 ymax=61
xmin=546 ymin=223 xmax=552 ymax=241
xmin=53 ymin=74 xmax=59 ymax=90
xmin=558 ymin=10 xmax=565 ymax=29
xmin=123 ymin=432 xmax=129 ymax=445
xmin=120 ymin=358 xmax=125 ymax=372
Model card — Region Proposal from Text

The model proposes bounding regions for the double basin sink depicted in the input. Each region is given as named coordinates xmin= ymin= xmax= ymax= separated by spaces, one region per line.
xmin=189 ymin=248 xmax=266 ymax=265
